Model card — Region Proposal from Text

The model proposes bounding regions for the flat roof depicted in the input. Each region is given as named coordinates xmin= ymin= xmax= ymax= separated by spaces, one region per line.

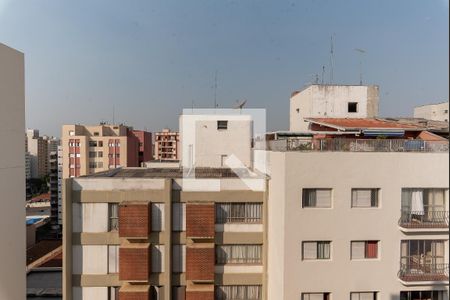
xmin=84 ymin=167 xmax=265 ymax=179
xmin=306 ymin=118 xmax=420 ymax=131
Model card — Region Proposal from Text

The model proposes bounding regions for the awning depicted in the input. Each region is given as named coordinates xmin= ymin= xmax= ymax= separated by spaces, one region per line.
xmin=362 ymin=129 xmax=405 ymax=137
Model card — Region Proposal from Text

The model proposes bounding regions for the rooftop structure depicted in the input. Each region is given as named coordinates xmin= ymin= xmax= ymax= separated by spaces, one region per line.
xmin=414 ymin=101 xmax=449 ymax=122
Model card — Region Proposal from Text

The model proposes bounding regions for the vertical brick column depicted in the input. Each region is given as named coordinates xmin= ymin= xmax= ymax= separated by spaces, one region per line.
xmin=119 ymin=202 xmax=151 ymax=238
xmin=186 ymin=291 xmax=214 ymax=300
xmin=186 ymin=203 xmax=215 ymax=238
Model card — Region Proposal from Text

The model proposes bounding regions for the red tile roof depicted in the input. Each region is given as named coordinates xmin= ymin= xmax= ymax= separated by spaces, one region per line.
xmin=417 ymin=131 xmax=448 ymax=141
xmin=307 ymin=118 xmax=420 ymax=130
xmin=30 ymin=193 xmax=50 ymax=202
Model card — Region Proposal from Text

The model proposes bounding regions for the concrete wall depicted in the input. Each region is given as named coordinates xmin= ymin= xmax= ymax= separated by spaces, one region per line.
xmin=290 ymin=85 xmax=379 ymax=131
xmin=180 ymin=115 xmax=253 ymax=168
xmin=267 ymin=151 xmax=449 ymax=300
xmin=414 ymin=102 xmax=449 ymax=122
xmin=0 ymin=43 xmax=26 ymax=300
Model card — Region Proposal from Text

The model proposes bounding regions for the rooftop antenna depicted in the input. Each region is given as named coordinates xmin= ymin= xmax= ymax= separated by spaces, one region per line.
xmin=315 ymin=74 xmax=319 ymax=84
xmin=329 ymin=34 xmax=335 ymax=84
xmin=354 ymin=48 xmax=366 ymax=85
xmin=112 ymin=104 xmax=115 ymax=125
xmin=213 ymin=70 xmax=218 ymax=111
xmin=321 ymin=66 xmax=325 ymax=84
xmin=233 ymin=99 xmax=247 ymax=114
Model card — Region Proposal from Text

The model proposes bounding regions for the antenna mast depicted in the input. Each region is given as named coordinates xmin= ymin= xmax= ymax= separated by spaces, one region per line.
xmin=329 ymin=35 xmax=335 ymax=84
xmin=213 ymin=70 xmax=218 ymax=110
xmin=112 ymin=104 xmax=115 ymax=125
xmin=354 ymin=48 xmax=366 ymax=85
xmin=321 ymin=66 xmax=325 ymax=84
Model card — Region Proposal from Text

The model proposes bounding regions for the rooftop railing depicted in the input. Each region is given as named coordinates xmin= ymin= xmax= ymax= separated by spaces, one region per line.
xmin=256 ymin=138 xmax=449 ymax=153
xmin=398 ymin=210 xmax=449 ymax=229
xmin=398 ymin=262 xmax=449 ymax=282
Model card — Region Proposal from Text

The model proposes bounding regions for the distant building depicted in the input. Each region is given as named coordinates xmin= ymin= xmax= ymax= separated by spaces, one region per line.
xmin=414 ymin=101 xmax=449 ymax=122
xmin=49 ymin=150 xmax=59 ymax=228
xmin=26 ymin=129 xmax=49 ymax=178
xmin=61 ymin=124 xmax=152 ymax=178
xmin=180 ymin=114 xmax=253 ymax=168
xmin=57 ymin=145 xmax=63 ymax=225
xmin=0 ymin=42 xmax=26 ymax=300
xmin=290 ymin=84 xmax=379 ymax=131
xmin=130 ymin=130 xmax=153 ymax=165
xmin=154 ymin=129 xmax=180 ymax=161
xmin=25 ymin=151 xmax=32 ymax=200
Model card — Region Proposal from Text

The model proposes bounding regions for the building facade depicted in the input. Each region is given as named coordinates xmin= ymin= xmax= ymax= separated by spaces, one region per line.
xmin=0 ymin=42 xmax=26 ymax=300
xmin=290 ymin=84 xmax=379 ymax=132
xmin=61 ymin=124 xmax=151 ymax=178
xmin=131 ymin=130 xmax=153 ymax=165
xmin=154 ymin=129 xmax=180 ymax=161
xmin=414 ymin=102 xmax=449 ymax=123
xmin=63 ymin=168 xmax=266 ymax=300
xmin=26 ymin=129 xmax=49 ymax=178
xmin=180 ymin=114 xmax=253 ymax=169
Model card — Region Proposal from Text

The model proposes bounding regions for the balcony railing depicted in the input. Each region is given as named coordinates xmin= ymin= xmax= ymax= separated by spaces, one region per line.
xmin=398 ymin=210 xmax=449 ymax=229
xmin=256 ymin=138 xmax=449 ymax=153
xmin=398 ymin=263 xmax=449 ymax=282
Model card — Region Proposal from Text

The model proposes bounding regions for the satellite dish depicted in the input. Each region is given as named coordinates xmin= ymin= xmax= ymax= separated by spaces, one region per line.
xmin=233 ymin=99 xmax=247 ymax=109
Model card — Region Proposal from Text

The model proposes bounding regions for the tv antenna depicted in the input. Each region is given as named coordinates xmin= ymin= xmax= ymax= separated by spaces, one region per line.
xmin=329 ymin=34 xmax=335 ymax=84
xmin=112 ymin=104 xmax=115 ymax=124
xmin=233 ymin=99 xmax=247 ymax=114
xmin=321 ymin=66 xmax=325 ymax=84
xmin=213 ymin=70 xmax=218 ymax=110
xmin=354 ymin=48 xmax=366 ymax=85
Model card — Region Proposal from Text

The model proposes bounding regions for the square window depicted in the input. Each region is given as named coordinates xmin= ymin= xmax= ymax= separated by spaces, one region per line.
xmin=352 ymin=189 xmax=379 ymax=208
xmin=348 ymin=102 xmax=358 ymax=113
xmin=303 ymin=241 xmax=331 ymax=260
xmin=217 ymin=120 xmax=228 ymax=130
xmin=351 ymin=241 xmax=379 ymax=259
xmin=302 ymin=189 xmax=332 ymax=208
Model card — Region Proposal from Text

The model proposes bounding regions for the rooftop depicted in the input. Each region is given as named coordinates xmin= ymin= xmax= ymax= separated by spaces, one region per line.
xmin=84 ymin=167 xmax=265 ymax=179
xmin=306 ymin=118 xmax=420 ymax=131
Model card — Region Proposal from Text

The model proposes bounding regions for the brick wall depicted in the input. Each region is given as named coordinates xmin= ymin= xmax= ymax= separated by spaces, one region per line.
xmin=186 ymin=247 xmax=214 ymax=281
xmin=186 ymin=203 xmax=215 ymax=238
xmin=186 ymin=291 xmax=214 ymax=300
xmin=119 ymin=291 xmax=150 ymax=300
xmin=119 ymin=202 xmax=151 ymax=238
xmin=119 ymin=246 xmax=151 ymax=281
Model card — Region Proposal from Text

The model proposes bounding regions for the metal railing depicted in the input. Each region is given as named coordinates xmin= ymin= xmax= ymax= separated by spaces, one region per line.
xmin=256 ymin=138 xmax=449 ymax=153
xmin=398 ymin=210 xmax=449 ymax=228
xmin=398 ymin=262 xmax=449 ymax=281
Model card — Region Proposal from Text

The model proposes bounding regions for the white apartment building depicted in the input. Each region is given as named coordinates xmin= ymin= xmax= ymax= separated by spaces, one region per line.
xmin=0 ymin=42 xmax=26 ymax=300
xmin=414 ymin=102 xmax=449 ymax=123
xmin=258 ymin=145 xmax=449 ymax=300
xmin=58 ymin=145 xmax=63 ymax=225
xmin=290 ymin=84 xmax=379 ymax=131
xmin=180 ymin=112 xmax=253 ymax=169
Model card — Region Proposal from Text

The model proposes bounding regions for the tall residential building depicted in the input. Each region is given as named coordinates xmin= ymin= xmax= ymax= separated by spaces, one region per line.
xmin=154 ymin=129 xmax=180 ymax=161
xmin=0 ymin=42 xmax=26 ymax=300
xmin=414 ymin=101 xmax=449 ymax=122
xmin=26 ymin=129 xmax=49 ymax=178
xmin=58 ymin=146 xmax=63 ymax=225
xmin=180 ymin=114 xmax=253 ymax=168
xmin=63 ymin=168 xmax=266 ymax=300
xmin=131 ymin=130 xmax=153 ymax=165
xmin=290 ymin=84 xmax=379 ymax=131
xmin=61 ymin=124 xmax=152 ymax=178
xmin=49 ymin=150 xmax=59 ymax=228
xmin=25 ymin=151 xmax=32 ymax=199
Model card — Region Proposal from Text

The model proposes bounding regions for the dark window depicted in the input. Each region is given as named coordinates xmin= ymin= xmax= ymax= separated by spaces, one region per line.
xmin=348 ymin=102 xmax=358 ymax=113
xmin=217 ymin=120 xmax=228 ymax=130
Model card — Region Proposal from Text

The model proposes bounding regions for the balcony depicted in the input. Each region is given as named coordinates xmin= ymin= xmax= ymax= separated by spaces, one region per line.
xmin=256 ymin=138 xmax=449 ymax=153
xmin=398 ymin=210 xmax=449 ymax=230
xmin=398 ymin=263 xmax=449 ymax=284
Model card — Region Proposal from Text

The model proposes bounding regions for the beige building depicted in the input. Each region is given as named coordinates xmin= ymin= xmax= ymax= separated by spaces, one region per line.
xmin=154 ymin=129 xmax=180 ymax=161
xmin=62 ymin=168 xmax=266 ymax=300
xmin=0 ymin=42 xmax=26 ymax=300
xmin=290 ymin=84 xmax=379 ymax=131
xmin=61 ymin=124 xmax=139 ymax=179
xmin=414 ymin=102 xmax=449 ymax=123
xmin=26 ymin=129 xmax=49 ymax=178
xmin=257 ymin=143 xmax=449 ymax=300
xmin=180 ymin=114 xmax=253 ymax=169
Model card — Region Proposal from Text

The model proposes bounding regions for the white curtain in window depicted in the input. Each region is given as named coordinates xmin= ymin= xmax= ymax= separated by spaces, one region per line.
xmin=317 ymin=242 xmax=330 ymax=259
xmin=108 ymin=245 xmax=119 ymax=273
xmin=152 ymin=203 xmax=165 ymax=231
xmin=351 ymin=242 xmax=366 ymax=260
xmin=352 ymin=190 xmax=372 ymax=207
xmin=245 ymin=204 xmax=262 ymax=223
xmin=246 ymin=286 xmax=261 ymax=299
xmin=172 ymin=203 xmax=186 ymax=231
xmin=411 ymin=189 xmax=424 ymax=214
xmin=303 ymin=242 xmax=317 ymax=260
xmin=316 ymin=190 xmax=332 ymax=207
xmin=304 ymin=294 xmax=325 ymax=300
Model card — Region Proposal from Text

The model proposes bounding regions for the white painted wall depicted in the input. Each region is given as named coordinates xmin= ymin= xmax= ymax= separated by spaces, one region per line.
xmin=72 ymin=245 xmax=108 ymax=275
xmin=0 ymin=43 xmax=25 ymax=300
xmin=72 ymin=203 xmax=108 ymax=233
xmin=73 ymin=287 xmax=108 ymax=300
xmin=414 ymin=102 xmax=449 ymax=122
xmin=290 ymin=85 xmax=379 ymax=131
xmin=180 ymin=114 xmax=253 ymax=168
xmin=267 ymin=151 xmax=449 ymax=300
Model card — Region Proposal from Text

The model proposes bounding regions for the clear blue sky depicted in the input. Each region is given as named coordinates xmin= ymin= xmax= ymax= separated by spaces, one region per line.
xmin=0 ymin=0 xmax=448 ymax=137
